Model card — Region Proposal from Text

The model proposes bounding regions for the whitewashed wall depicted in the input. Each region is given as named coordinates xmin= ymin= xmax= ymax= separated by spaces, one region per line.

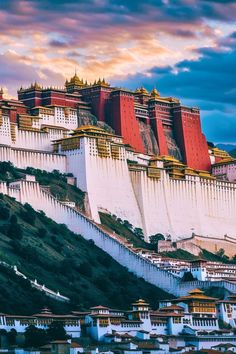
xmin=1 ymin=179 xmax=236 ymax=297
xmin=130 ymin=170 xmax=236 ymax=240
xmin=0 ymin=145 xmax=67 ymax=173
xmin=63 ymin=137 xmax=144 ymax=228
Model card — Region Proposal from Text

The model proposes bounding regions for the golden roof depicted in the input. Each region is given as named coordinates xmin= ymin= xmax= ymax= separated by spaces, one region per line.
xmin=93 ymin=78 xmax=110 ymax=87
xmin=132 ymin=299 xmax=149 ymax=306
xmin=71 ymin=125 xmax=113 ymax=137
xmin=188 ymin=288 xmax=204 ymax=295
xmin=135 ymin=86 xmax=149 ymax=95
xmin=149 ymin=156 xmax=164 ymax=162
xmin=198 ymin=170 xmax=216 ymax=179
xmin=65 ymin=73 xmax=84 ymax=87
xmin=30 ymin=81 xmax=42 ymax=90
xmin=211 ymin=147 xmax=230 ymax=158
xmin=184 ymin=167 xmax=199 ymax=175
xmin=161 ymin=155 xmax=180 ymax=163
xmin=174 ymin=288 xmax=217 ymax=302
xmin=214 ymin=157 xmax=236 ymax=165
xmin=150 ymin=88 xmax=160 ymax=98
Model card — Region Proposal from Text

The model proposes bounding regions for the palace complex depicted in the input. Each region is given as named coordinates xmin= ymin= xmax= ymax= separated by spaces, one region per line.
xmin=0 ymin=75 xmax=224 ymax=171
xmin=2 ymin=292 xmax=236 ymax=351
xmin=0 ymin=76 xmax=236 ymax=244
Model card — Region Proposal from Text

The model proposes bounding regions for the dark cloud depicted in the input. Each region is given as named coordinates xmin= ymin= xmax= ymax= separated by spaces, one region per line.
xmin=0 ymin=0 xmax=235 ymax=39
xmin=0 ymin=0 xmax=235 ymax=143
xmin=115 ymin=33 xmax=236 ymax=143
xmin=49 ymin=39 xmax=69 ymax=48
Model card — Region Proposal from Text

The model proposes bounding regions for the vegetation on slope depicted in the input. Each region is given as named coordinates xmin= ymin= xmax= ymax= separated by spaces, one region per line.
xmin=0 ymin=162 xmax=85 ymax=211
xmin=99 ymin=212 xmax=236 ymax=263
xmin=0 ymin=193 xmax=170 ymax=314
xmin=160 ymin=249 xmax=199 ymax=261
xmin=160 ymin=248 xmax=236 ymax=264
xmin=99 ymin=212 xmax=154 ymax=249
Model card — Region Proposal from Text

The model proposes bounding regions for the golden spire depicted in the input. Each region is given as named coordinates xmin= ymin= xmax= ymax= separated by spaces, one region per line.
xmin=31 ymin=81 xmax=41 ymax=90
xmin=139 ymin=86 xmax=149 ymax=95
xmin=151 ymin=87 xmax=160 ymax=98
xmin=66 ymin=72 xmax=85 ymax=88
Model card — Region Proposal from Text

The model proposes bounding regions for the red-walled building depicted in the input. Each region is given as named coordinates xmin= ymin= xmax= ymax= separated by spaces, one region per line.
xmin=10 ymin=74 xmax=212 ymax=171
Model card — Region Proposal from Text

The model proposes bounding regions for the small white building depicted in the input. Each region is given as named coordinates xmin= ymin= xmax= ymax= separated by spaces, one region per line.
xmin=212 ymin=158 xmax=236 ymax=183
xmin=0 ymin=308 xmax=81 ymax=338
xmin=216 ymin=294 xmax=236 ymax=327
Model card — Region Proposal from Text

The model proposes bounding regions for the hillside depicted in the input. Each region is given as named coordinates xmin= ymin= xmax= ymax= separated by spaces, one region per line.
xmin=229 ymin=148 xmax=236 ymax=158
xmin=216 ymin=143 xmax=236 ymax=152
xmin=0 ymin=163 xmax=85 ymax=211
xmin=99 ymin=212 xmax=154 ymax=249
xmin=160 ymin=248 xmax=234 ymax=264
xmin=0 ymin=165 xmax=170 ymax=314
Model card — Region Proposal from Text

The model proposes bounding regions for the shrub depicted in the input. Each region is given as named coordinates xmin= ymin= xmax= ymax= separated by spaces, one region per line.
xmin=98 ymin=254 xmax=112 ymax=267
xmin=149 ymin=233 xmax=165 ymax=245
xmin=47 ymin=321 xmax=67 ymax=341
xmin=122 ymin=220 xmax=133 ymax=230
xmin=20 ymin=210 xmax=36 ymax=226
xmin=94 ymin=275 xmax=109 ymax=291
xmin=38 ymin=228 xmax=47 ymax=238
xmin=25 ymin=325 xmax=47 ymax=348
xmin=10 ymin=214 xmax=17 ymax=224
xmin=78 ymin=261 xmax=93 ymax=277
xmin=0 ymin=206 xmax=10 ymax=220
xmin=133 ymin=227 xmax=144 ymax=241
xmin=19 ymin=203 xmax=36 ymax=225
xmin=7 ymin=222 xmax=23 ymax=240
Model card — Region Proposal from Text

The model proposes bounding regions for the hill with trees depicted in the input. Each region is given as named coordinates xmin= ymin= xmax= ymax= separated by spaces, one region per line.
xmin=0 ymin=163 xmax=170 ymax=314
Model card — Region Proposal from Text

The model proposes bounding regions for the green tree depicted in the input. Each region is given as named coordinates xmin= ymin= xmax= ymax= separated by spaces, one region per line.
xmin=133 ymin=228 xmax=144 ymax=241
xmin=216 ymin=248 xmax=225 ymax=258
xmin=38 ymin=227 xmax=47 ymax=238
xmin=182 ymin=272 xmax=195 ymax=282
xmin=7 ymin=328 xmax=17 ymax=345
xmin=149 ymin=234 xmax=165 ymax=245
xmin=25 ymin=325 xmax=47 ymax=348
xmin=0 ymin=206 xmax=10 ymax=220
xmin=122 ymin=220 xmax=133 ymax=230
xmin=20 ymin=204 xmax=36 ymax=225
xmin=7 ymin=219 xmax=23 ymax=240
xmin=47 ymin=321 xmax=67 ymax=341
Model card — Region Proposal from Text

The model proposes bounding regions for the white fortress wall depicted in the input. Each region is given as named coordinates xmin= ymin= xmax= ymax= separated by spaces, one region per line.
xmin=0 ymin=115 xmax=68 ymax=152
xmin=0 ymin=145 xmax=67 ymax=173
xmin=63 ymin=136 xmax=144 ymax=228
xmin=0 ymin=181 xmax=8 ymax=195
xmin=130 ymin=168 xmax=236 ymax=241
xmin=14 ymin=129 xmax=52 ymax=151
xmin=199 ymin=179 xmax=236 ymax=237
xmin=130 ymin=169 xmax=204 ymax=239
xmin=1 ymin=178 xmax=236 ymax=296
xmin=0 ymin=115 xmax=11 ymax=145
xmin=7 ymin=179 xmax=179 ymax=294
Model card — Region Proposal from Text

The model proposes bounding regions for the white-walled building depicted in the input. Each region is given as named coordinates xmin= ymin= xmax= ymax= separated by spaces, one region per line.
xmin=212 ymin=158 xmax=236 ymax=183
xmin=0 ymin=308 xmax=81 ymax=338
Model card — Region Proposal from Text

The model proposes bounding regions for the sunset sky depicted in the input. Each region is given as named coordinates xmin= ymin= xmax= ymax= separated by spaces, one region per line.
xmin=0 ymin=0 xmax=235 ymax=143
